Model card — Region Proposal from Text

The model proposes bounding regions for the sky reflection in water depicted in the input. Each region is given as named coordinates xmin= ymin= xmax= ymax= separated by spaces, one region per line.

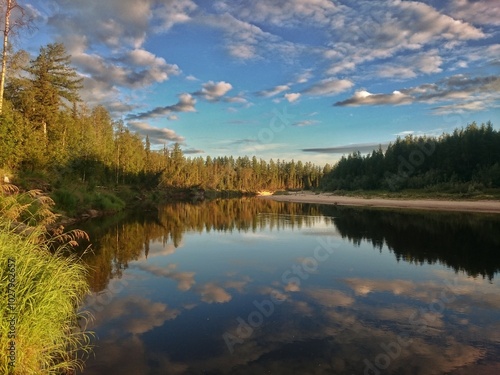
xmin=79 ymin=200 xmax=500 ymax=375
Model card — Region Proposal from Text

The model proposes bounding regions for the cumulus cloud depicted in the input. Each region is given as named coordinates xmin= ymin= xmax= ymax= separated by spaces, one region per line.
xmin=257 ymin=85 xmax=290 ymax=97
xmin=215 ymin=0 xmax=342 ymax=27
xmin=302 ymin=78 xmax=354 ymax=96
xmin=127 ymin=94 xmax=196 ymax=120
xmin=49 ymin=0 xmax=197 ymax=49
xmin=284 ymin=93 xmax=301 ymax=103
xmin=335 ymin=75 xmax=500 ymax=110
xmin=127 ymin=122 xmax=185 ymax=145
xmin=224 ymin=96 xmax=246 ymax=104
xmin=376 ymin=49 xmax=443 ymax=79
xmin=194 ymin=81 xmax=233 ymax=102
xmin=320 ymin=1 xmax=485 ymax=78
xmin=73 ymin=50 xmax=179 ymax=89
xmin=445 ymin=0 xmax=500 ymax=26
xmin=335 ymin=90 xmax=413 ymax=106
xmin=295 ymin=70 xmax=313 ymax=84
xmin=202 ymin=12 xmax=303 ymax=61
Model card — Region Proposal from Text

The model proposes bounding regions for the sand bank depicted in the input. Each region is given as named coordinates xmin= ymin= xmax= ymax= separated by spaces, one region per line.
xmin=260 ymin=191 xmax=500 ymax=214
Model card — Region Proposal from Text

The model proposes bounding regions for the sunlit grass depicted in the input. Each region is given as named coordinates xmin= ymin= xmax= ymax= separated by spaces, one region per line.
xmin=0 ymin=184 xmax=93 ymax=374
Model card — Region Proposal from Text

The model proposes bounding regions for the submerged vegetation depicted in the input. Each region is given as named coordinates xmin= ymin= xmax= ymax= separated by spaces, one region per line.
xmin=0 ymin=184 xmax=92 ymax=374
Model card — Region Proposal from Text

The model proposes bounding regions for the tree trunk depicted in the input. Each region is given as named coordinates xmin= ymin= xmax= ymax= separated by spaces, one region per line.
xmin=0 ymin=0 xmax=13 ymax=115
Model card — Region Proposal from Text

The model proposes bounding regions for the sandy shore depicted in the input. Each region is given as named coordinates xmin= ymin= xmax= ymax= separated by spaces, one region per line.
xmin=260 ymin=191 xmax=500 ymax=214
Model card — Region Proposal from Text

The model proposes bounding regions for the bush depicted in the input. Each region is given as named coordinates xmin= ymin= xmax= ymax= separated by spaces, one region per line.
xmin=85 ymin=192 xmax=125 ymax=212
xmin=52 ymin=189 xmax=80 ymax=214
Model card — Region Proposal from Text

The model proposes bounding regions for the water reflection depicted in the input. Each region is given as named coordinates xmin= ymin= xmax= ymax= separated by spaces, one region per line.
xmin=79 ymin=199 xmax=500 ymax=375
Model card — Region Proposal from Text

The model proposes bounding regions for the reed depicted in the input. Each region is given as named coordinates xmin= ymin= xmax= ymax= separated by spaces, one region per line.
xmin=0 ymin=184 xmax=93 ymax=374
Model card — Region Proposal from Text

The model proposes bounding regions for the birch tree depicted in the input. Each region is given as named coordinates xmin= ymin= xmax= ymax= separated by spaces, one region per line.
xmin=0 ymin=0 xmax=29 ymax=115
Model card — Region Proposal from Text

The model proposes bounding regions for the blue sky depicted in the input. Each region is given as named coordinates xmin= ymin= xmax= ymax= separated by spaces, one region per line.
xmin=20 ymin=0 xmax=500 ymax=164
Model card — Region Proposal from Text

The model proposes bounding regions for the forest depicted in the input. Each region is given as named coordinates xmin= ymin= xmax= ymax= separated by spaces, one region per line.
xmin=0 ymin=43 xmax=324 ymax=196
xmin=320 ymin=122 xmax=500 ymax=193
xmin=1 ymin=43 xmax=499 ymax=206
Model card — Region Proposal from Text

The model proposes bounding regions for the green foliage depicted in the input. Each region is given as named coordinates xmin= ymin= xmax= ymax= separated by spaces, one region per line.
xmin=2 ymin=41 xmax=497 ymax=200
xmin=51 ymin=187 xmax=126 ymax=216
xmin=84 ymin=192 xmax=125 ymax=212
xmin=0 ymin=185 xmax=92 ymax=374
xmin=321 ymin=122 xmax=500 ymax=192
xmin=0 ymin=234 xmax=92 ymax=374
xmin=51 ymin=188 xmax=79 ymax=214
xmin=1 ymin=43 xmax=324 ymax=194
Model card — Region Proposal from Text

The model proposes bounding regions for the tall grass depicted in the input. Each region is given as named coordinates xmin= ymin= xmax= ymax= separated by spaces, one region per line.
xmin=0 ymin=184 xmax=93 ymax=374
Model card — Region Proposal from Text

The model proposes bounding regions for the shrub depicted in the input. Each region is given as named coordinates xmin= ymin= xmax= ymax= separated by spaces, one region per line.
xmin=85 ymin=192 xmax=125 ymax=212
xmin=52 ymin=189 xmax=80 ymax=215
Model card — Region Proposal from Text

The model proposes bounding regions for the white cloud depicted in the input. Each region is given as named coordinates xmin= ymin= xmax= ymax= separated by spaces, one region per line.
xmin=335 ymin=75 xmax=500 ymax=112
xmin=154 ymin=0 xmax=198 ymax=32
xmin=335 ymin=89 xmax=413 ymax=106
xmin=295 ymin=70 xmax=313 ymax=84
xmin=214 ymin=0 xmax=342 ymax=28
xmin=257 ymin=85 xmax=290 ymax=97
xmin=127 ymin=93 xmax=196 ymax=120
xmin=202 ymin=12 xmax=304 ymax=61
xmin=302 ymin=78 xmax=354 ymax=96
xmin=50 ymin=0 xmax=197 ymax=49
xmin=445 ymin=0 xmax=500 ymax=26
xmin=376 ymin=49 xmax=443 ymax=79
xmin=194 ymin=81 xmax=233 ymax=102
xmin=224 ymin=95 xmax=248 ymax=104
xmin=432 ymin=101 xmax=488 ymax=115
xmin=67 ymin=36 xmax=180 ymax=92
xmin=293 ymin=120 xmax=319 ymax=127
xmin=127 ymin=122 xmax=185 ymax=145
xmin=320 ymin=1 xmax=485 ymax=78
xmin=284 ymin=93 xmax=301 ymax=103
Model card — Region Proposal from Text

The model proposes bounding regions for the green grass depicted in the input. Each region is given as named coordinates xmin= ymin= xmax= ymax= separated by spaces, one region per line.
xmin=51 ymin=187 xmax=126 ymax=216
xmin=0 ymin=185 xmax=93 ymax=374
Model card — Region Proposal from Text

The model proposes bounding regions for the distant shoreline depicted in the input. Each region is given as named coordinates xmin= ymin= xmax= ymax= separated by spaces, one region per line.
xmin=260 ymin=192 xmax=500 ymax=214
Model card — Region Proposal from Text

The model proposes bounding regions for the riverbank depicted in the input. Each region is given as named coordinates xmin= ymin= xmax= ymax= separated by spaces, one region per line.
xmin=261 ymin=191 xmax=500 ymax=213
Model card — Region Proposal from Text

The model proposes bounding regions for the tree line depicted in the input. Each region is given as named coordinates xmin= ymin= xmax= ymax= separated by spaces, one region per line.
xmin=0 ymin=43 xmax=323 ymax=191
xmin=1 ymin=42 xmax=498 ymax=195
xmin=320 ymin=122 xmax=500 ymax=192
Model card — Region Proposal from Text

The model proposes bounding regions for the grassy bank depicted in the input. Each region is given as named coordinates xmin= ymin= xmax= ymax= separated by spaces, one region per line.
xmin=0 ymin=185 xmax=92 ymax=374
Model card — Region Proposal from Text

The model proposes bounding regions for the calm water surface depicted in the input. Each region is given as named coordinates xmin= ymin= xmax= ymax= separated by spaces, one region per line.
xmin=78 ymin=199 xmax=500 ymax=375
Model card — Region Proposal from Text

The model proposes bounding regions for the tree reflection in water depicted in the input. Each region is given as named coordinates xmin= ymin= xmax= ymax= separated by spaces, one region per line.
xmin=77 ymin=199 xmax=500 ymax=375
xmin=79 ymin=199 xmax=500 ymax=293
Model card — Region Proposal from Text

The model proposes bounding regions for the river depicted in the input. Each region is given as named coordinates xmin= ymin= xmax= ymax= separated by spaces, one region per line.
xmin=78 ymin=198 xmax=500 ymax=374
